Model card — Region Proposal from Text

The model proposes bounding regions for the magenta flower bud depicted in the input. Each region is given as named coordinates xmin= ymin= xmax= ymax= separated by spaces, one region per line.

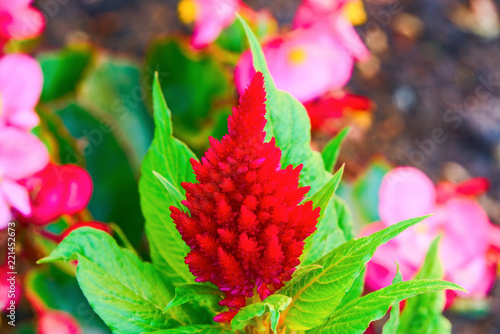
xmin=19 ymin=163 xmax=93 ymax=226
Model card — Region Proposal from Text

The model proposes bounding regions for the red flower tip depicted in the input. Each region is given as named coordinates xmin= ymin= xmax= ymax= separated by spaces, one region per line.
xmin=170 ymin=72 xmax=320 ymax=321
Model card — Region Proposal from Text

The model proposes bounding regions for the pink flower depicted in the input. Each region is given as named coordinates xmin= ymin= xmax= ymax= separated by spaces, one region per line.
xmin=0 ymin=54 xmax=44 ymax=130
xmin=178 ymin=0 xmax=238 ymax=49
xmin=361 ymin=167 xmax=500 ymax=300
xmin=0 ymin=0 xmax=45 ymax=50
xmin=0 ymin=127 xmax=49 ymax=229
xmin=293 ymin=0 xmax=369 ymax=63
xmin=235 ymin=0 xmax=369 ymax=103
xmin=18 ymin=163 xmax=93 ymax=226
xmin=38 ymin=310 xmax=82 ymax=334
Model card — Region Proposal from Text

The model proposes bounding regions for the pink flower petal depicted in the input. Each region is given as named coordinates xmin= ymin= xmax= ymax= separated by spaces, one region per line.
xmin=0 ymin=194 xmax=12 ymax=229
xmin=59 ymin=165 xmax=93 ymax=215
xmin=439 ymin=198 xmax=490 ymax=271
xmin=191 ymin=0 xmax=238 ymax=48
xmin=0 ymin=54 xmax=43 ymax=130
xmin=235 ymin=28 xmax=354 ymax=102
xmin=446 ymin=256 xmax=495 ymax=297
xmin=379 ymin=167 xmax=437 ymax=226
xmin=4 ymin=6 xmax=45 ymax=40
xmin=0 ymin=127 xmax=49 ymax=180
xmin=0 ymin=179 xmax=30 ymax=215
xmin=330 ymin=14 xmax=370 ymax=61
xmin=38 ymin=311 xmax=82 ymax=334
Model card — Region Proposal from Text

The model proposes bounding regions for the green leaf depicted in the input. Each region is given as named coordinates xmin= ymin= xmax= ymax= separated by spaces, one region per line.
xmin=382 ymin=265 xmax=403 ymax=334
xmin=397 ymin=236 xmax=451 ymax=334
xmin=144 ymin=39 xmax=231 ymax=132
xmin=278 ymin=215 xmax=431 ymax=331
xmin=139 ymin=74 xmax=197 ymax=286
xmin=238 ymin=15 xmax=330 ymax=195
xmin=25 ymin=266 xmax=110 ymax=333
xmin=78 ymin=56 xmax=154 ymax=170
xmin=37 ymin=228 xmax=189 ymax=333
xmin=316 ymin=280 xmax=464 ymax=334
xmin=56 ymin=102 xmax=144 ymax=246
xmin=38 ymin=44 xmax=93 ymax=102
xmin=231 ymin=294 xmax=292 ymax=333
xmin=164 ymin=284 xmax=225 ymax=313
xmin=322 ymin=127 xmax=349 ymax=172
xmin=301 ymin=167 xmax=346 ymax=265
xmin=335 ymin=268 xmax=365 ymax=310
xmin=144 ymin=325 xmax=234 ymax=334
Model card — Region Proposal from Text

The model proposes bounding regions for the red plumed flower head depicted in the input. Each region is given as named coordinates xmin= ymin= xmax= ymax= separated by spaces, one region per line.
xmin=170 ymin=72 xmax=320 ymax=321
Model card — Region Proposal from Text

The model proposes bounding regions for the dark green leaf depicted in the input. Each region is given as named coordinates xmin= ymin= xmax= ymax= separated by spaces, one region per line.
xmin=38 ymin=45 xmax=93 ymax=102
xmin=78 ymin=56 xmax=154 ymax=170
xmin=56 ymin=102 xmax=143 ymax=245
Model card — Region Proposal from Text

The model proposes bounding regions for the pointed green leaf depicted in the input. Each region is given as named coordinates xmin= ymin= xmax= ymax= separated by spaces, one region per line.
xmin=382 ymin=264 xmax=403 ymax=334
xmin=301 ymin=167 xmax=347 ymax=264
xmin=335 ymin=268 xmax=365 ymax=310
xmin=238 ymin=15 xmax=330 ymax=194
xmin=37 ymin=228 xmax=190 ymax=333
xmin=164 ymin=284 xmax=225 ymax=313
xmin=231 ymin=294 xmax=292 ymax=333
xmin=322 ymin=127 xmax=350 ymax=172
xmin=397 ymin=236 xmax=451 ymax=334
xmin=316 ymin=279 xmax=464 ymax=334
xmin=279 ymin=215 xmax=431 ymax=330
xmin=139 ymin=74 xmax=197 ymax=286
xmin=144 ymin=325 xmax=234 ymax=334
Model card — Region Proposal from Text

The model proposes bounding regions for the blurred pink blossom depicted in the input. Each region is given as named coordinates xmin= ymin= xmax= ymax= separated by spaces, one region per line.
xmin=18 ymin=163 xmax=93 ymax=226
xmin=38 ymin=310 xmax=82 ymax=334
xmin=234 ymin=0 xmax=369 ymax=103
xmin=0 ymin=0 xmax=45 ymax=50
xmin=361 ymin=167 xmax=500 ymax=301
xmin=293 ymin=0 xmax=369 ymax=61
xmin=0 ymin=127 xmax=49 ymax=229
xmin=179 ymin=0 xmax=238 ymax=49
xmin=0 ymin=53 xmax=44 ymax=130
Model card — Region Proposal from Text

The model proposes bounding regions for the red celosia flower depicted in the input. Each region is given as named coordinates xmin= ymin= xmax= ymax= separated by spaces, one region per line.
xmin=170 ymin=72 xmax=320 ymax=321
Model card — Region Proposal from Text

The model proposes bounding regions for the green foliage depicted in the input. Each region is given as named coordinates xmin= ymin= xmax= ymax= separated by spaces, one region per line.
xmin=78 ymin=56 xmax=155 ymax=169
xmin=301 ymin=167 xmax=346 ymax=265
xmin=322 ymin=127 xmax=350 ymax=172
xmin=56 ymin=103 xmax=143 ymax=245
xmin=382 ymin=265 xmax=403 ymax=334
xmin=231 ymin=294 xmax=292 ymax=333
xmin=38 ymin=44 xmax=93 ymax=102
xmin=278 ymin=216 xmax=431 ymax=330
xmin=38 ymin=228 xmax=192 ymax=333
xmin=165 ymin=285 xmax=225 ymax=313
xmin=144 ymin=325 xmax=234 ymax=334
xmin=144 ymin=38 xmax=231 ymax=133
xmin=139 ymin=74 xmax=197 ymax=286
xmin=397 ymin=236 xmax=452 ymax=334
xmin=25 ymin=266 xmax=110 ymax=333
xmin=316 ymin=280 xmax=463 ymax=334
